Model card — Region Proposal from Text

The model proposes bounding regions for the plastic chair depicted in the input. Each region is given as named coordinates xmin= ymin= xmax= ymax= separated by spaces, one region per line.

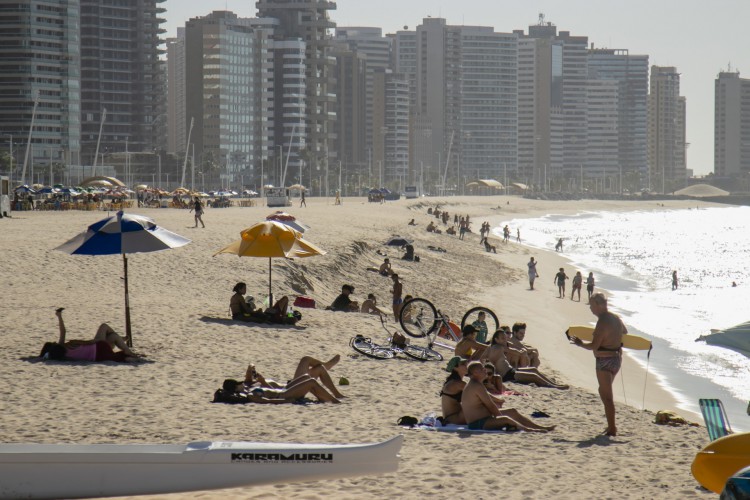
xmin=699 ymin=398 xmax=733 ymax=441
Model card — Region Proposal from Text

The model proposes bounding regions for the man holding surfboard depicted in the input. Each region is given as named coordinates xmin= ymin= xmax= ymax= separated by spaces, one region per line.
xmin=569 ymin=293 xmax=626 ymax=437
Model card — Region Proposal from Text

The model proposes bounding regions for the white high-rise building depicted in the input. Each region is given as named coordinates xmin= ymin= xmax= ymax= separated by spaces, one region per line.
xmin=588 ymin=49 xmax=649 ymax=188
xmin=405 ymin=18 xmax=517 ymax=191
xmin=715 ymin=71 xmax=750 ymax=177
xmin=515 ymin=18 xmax=587 ymax=190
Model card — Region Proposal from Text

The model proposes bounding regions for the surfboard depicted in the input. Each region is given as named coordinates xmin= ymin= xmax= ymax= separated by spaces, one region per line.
xmin=566 ymin=325 xmax=652 ymax=351
xmin=0 ymin=436 xmax=403 ymax=499
xmin=691 ymin=432 xmax=750 ymax=494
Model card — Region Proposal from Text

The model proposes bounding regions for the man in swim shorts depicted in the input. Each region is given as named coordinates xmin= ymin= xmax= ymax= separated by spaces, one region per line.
xmin=569 ymin=293 xmax=626 ymax=436
xmin=461 ymin=361 xmax=555 ymax=432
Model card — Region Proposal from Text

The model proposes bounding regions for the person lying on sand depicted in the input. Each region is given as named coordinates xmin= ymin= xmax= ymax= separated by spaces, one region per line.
xmin=485 ymin=331 xmax=568 ymax=389
xmin=229 ymin=282 xmax=297 ymax=324
xmin=39 ymin=308 xmax=144 ymax=363
xmin=243 ymin=355 xmax=345 ymax=400
xmin=218 ymin=377 xmax=340 ymax=404
xmin=408 ymin=218 xmax=417 ymax=226
xmin=461 ymin=361 xmax=555 ymax=432
xmin=328 ymin=284 xmax=359 ymax=312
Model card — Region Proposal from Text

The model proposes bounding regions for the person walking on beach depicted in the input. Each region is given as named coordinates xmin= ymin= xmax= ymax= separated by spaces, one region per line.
xmin=299 ymin=189 xmax=306 ymax=207
xmin=527 ymin=257 xmax=539 ymax=290
xmin=569 ymin=293 xmax=626 ymax=437
xmin=554 ymin=268 xmax=569 ymax=298
xmin=190 ymin=196 xmax=205 ymax=228
xmin=671 ymin=270 xmax=678 ymax=290
xmin=555 ymin=238 xmax=563 ymax=252
xmin=586 ymin=272 xmax=595 ymax=303
xmin=516 ymin=228 xmax=521 ymax=243
xmin=571 ymin=271 xmax=583 ymax=301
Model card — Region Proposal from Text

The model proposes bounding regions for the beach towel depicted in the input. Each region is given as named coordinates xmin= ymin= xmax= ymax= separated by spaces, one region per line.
xmin=293 ymin=296 xmax=316 ymax=308
xmin=416 ymin=424 xmax=519 ymax=434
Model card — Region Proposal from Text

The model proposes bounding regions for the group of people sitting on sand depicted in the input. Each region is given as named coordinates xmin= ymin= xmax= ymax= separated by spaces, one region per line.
xmin=214 ymin=355 xmax=345 ymax=405
xmin=438 ymin=319 xmax=568 ymax=431
xmin=229 ymin=282 xmax=301 ymax=325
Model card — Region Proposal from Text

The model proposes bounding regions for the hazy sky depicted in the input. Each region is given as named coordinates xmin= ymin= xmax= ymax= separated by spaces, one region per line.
xmin=163 ymin=0 xmax=750 ymax=175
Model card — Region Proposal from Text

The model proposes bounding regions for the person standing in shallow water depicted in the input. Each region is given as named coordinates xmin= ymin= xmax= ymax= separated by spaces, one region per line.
xmin=586 ymin=272 xmax=595 ymax=303
xmin=569 ymin=293 xmax=626 ymax=437
xmin=672 ymin=270 xmax=678 ymax=290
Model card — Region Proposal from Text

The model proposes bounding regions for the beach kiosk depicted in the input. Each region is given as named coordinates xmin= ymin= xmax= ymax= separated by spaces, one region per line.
xmin=0 ymin=176 xmax=10 ymax=217
xmin=266 ymin=186 xmax=292 ymax=207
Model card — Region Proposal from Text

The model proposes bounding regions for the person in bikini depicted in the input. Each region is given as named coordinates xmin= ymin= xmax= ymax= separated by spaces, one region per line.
xmin=391 ymin=274 xmax=403 ymax=321
xmin=39 ymin=308 xmax=143 ymax=363
xmin=242 ymin=354 xmax=345 ymax=401
xmin=220 ymin=378 xmax=340 ymax=404
xmin=485 ymin=330 xmax=568 ymax=389
xmin=440 ymin=357 xmax=469 ymax=424
xmin=569 ymin=292 xmax=626 ymax=436
xmin=461 ymin=361 xmax=555 ymax=432
xmin=454 ymin=325 xmax=489 ymax=360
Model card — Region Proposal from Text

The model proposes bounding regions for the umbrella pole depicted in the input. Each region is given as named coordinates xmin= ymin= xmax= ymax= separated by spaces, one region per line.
xmin=123 ymin=253 xmax=133 ymax=347
xmin=268 ymin=257 xmax=273 ymax=308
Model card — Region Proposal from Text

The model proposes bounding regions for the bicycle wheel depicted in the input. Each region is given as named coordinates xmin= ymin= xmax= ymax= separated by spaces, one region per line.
xmin=402 ymin=344 xmax=443 ymax=362
xmin=399 ymin=298 xmax=439 ymax=338
xmin=350 ymin=337 xmax=395 ymax=360
xmin=461 ymin=306 xmax=500 ymax=341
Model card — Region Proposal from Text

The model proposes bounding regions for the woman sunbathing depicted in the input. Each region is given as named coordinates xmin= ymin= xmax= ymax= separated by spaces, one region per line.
xmin=243 ymin=355 xmax=345 ymax=400
xmin=39 ymin=308 xmax=143 ymax=363
xmin=454 ymin=325 xmax=488 ymax=360
xmin=220 ymin=377 xmax=340 ymax=404
xmin=441 ymin=357 xmax=469 ymax=424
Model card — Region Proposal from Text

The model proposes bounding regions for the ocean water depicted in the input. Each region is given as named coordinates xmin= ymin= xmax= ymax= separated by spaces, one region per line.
xmin=499 ymin=206 xmax=750 ymax=430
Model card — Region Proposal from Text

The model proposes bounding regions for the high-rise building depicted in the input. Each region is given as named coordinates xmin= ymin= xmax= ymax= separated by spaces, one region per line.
xmin=334 ymin=27 xmax=391 ymax=153
xmin=256 ymin=0 xmax=336 ymax=174
xmin=373 ymin=70 xmax=410 ymax=187
xmin=184 ymin=11 xmax=275 ymax=186
xmin=0 ymin=0 xmax=81 ymax=178
xmin=648 ymin=65 xmax=687 ymax=191
xmin=331 ymin=45 xmax=367 ymax=175
xmin=588 ymin=49 xmax=648 ymax=186
xmin=409 ymin=18 xmax=517 ymax=191
xmin=166 ymin=29 xmax=186 ymax=155
xmin=515 ymin=17 xmax=587 ymax=189
xmin=79 ymin=0 xmax=166 ymax=162
xmin=714 ymin=71 xmax=750 ymax=177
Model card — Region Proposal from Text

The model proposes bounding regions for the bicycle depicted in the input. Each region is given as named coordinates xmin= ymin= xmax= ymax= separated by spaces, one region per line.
xmin=398 ymin=297 xmax=499 ymax=349
xmin=349 ymin=316 xmax=443 ymax=362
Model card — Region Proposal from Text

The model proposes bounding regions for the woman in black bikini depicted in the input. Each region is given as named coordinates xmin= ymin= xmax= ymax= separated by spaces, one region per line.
xmin=440 ymin=357 xmax=469 ymax=424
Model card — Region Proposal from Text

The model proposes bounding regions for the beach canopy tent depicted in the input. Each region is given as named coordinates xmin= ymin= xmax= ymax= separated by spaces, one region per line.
xmin=511 ymin=182 xmax=529 ymax=191
xmin=288 ymin=184 xmax=306 ymax=191
xmin=699 ymin=321 xmax=750 ymax=355
xmin=673 ymin=184 xmax=730 ymax=197
xmin=385 ymin=237 xmax=412 ymax=247
xmin=14 ymin=185 xmax=36 ymax=193
xmin=266 ymin=211 xmax=309 ymax=233
xmin=55 ymin=211 xmax=190 ymax=347
xmin=80 ymin=176 xmax=125 ymax=188
xmin=214 ymin=220 xmax=325 ymax=306
xmin=465 ymin=179 xmax=503 ymax=189
xmin=367 ymin=188 xmax=381 ymax=195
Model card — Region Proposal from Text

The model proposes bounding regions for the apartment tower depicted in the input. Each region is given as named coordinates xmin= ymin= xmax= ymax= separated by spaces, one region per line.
xmin=648 ymin=65 xmax=687 ymax=192
xmin=714 ymin=71 xmax=750 ymax=177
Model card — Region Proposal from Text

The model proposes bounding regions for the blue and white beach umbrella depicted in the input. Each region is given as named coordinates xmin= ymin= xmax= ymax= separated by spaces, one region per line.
xmin=55 ymin=211 xmax=190 ymax=346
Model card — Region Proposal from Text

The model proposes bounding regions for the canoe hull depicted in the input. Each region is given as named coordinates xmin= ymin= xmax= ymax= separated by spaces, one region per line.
xmin=0 ymin=436 xmax=403 ymax=500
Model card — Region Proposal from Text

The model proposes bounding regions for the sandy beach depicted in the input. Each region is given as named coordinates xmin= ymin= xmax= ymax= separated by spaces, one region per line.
xmin=0 ymin=195 xmax=721 ymax=499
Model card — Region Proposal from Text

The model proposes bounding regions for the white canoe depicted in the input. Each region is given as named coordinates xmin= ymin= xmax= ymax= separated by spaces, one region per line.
xmin=0 ymin=436 xmax=403 ymax=499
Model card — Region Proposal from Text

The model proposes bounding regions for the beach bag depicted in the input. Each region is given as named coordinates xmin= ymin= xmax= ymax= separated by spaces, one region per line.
xmin=293 ymin=296 xmax=316 ymax=308
xmin=397 ymin=416 xmax=419 ymax=427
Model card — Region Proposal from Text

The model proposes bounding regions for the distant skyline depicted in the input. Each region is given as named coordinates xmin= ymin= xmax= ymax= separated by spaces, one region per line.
xmin=162 ymin=0 xmax=750 ymax=175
